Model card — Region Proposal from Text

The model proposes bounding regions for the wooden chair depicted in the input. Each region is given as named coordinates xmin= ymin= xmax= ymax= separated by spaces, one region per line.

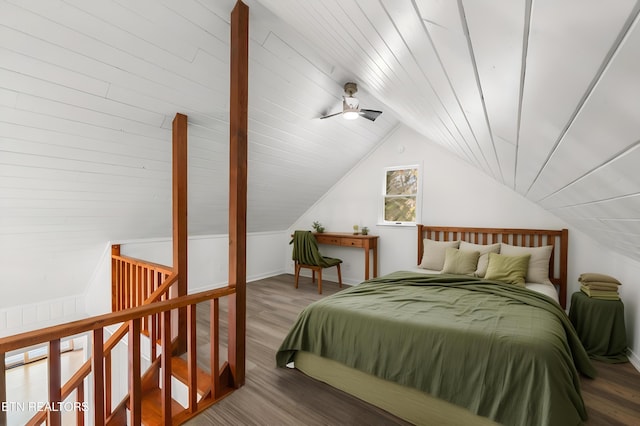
xmin=291 ymin=230 xmax=342 ymax=294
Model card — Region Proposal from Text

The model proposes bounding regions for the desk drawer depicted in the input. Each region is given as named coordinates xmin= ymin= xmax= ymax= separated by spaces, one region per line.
xmin=340 ymin=238 xmax=363 ymax=248
xmin=316 ymin=235 xmax=341 ymax=245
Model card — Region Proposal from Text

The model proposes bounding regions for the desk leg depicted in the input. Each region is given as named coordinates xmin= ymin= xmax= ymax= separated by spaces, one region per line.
xmin=364 ymin=247 xmax=370 ymax=281
xmin=372 ymin=246 xmax=378 ymax=278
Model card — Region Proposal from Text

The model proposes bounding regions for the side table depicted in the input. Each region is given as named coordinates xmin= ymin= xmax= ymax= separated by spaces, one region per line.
xmin=568 ymin=291 xmax=628 ymax=363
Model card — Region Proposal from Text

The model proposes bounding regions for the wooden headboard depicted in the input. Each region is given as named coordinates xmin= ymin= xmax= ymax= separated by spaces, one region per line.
xmin=417 ymin=225 xmax=569 ymax=308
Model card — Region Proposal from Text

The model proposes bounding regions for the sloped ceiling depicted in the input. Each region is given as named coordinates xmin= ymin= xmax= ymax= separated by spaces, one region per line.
xmin=0 ymin=0 xmax=398 ymax=305
xmin=255 ymin=0 xmax=640 ymax=259
xmin=2 ymin=0 xmax=640 ymax=305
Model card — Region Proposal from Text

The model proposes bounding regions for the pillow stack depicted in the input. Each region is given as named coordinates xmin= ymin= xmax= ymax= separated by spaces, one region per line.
xmin=419 ymin=238 xmax=555 ymax=287
xmin=579 ymin=273 xmax=621 ymax=300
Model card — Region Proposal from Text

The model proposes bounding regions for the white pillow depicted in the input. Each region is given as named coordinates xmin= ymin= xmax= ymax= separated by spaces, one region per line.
xmin=459 ymin=241 xmax=501 ymax=278
xmin=500 ymin=243 xmax=553 ymax=284
xmin=419 ymin=239 xmax=460 ymax=270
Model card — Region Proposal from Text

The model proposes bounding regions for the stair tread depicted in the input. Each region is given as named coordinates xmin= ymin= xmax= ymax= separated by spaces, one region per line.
xmin=171 ymin=356 xmax=212 ymax=396
xmin=140 ymin=387 xmax=184 ymax=426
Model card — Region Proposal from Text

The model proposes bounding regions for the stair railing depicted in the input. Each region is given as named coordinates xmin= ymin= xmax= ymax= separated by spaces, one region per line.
xmin=0 ymin=284 xmax=236 ymax=426
xmin=111 ymin=244 xmax=175 ymax=337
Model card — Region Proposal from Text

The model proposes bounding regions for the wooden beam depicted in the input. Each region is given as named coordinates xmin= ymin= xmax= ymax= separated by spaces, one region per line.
xmin=228 ymin=0 xmax=249 ymax=388
xmin=173 ymin=112 xmax=188 ymax=354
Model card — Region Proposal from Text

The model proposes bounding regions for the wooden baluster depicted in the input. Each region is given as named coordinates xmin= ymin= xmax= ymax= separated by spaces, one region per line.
xmin=144 ymin=267 xmax=150 ymax=302
xmin=128 ymin=319 xmax=141 ymax=425
xmin=131 ymin=264 xmax=136 ymax=308
xmin=92 ymin=328 xmax=105 ymax=426
xmin=160 ymin=310 xmax=172 ymax=425
xmin=48 ymin=339 xmax=62 ymax=426
xmin=187 ymin=304 xmax=197 ymax=412
xmin=133 ymin=263 xmax=138 ymax=307
xmin=122 ymin=263 xmax=127 ymax=310
xmin=139 ymin=266 xmax=144 ymax=306
xmin=119 ymin=260 xmax=124 ymax=311
xmin=138 ymin=265 xmax=143 ymax=307
xmin=150 ymin=312 xmax=158 ymax=361
xmin=124 ymin=262 xmax=129 ymax=308
xmin=211 ymin=298 xmax=220 ymax=399
xmin=76 ymin=380 xmax=85 ymax=426
xmin=104 ymin=352 xmax=111 ymax=419
xmin=118 ymin=259 xmax=123 ymax=311
xmin=111 ymin=259 xmax=116 ymax=312
xmin=134 ymin=265 xmax=139 ymax=308
xmin=129 ymin=263 xmax=134 ymax=308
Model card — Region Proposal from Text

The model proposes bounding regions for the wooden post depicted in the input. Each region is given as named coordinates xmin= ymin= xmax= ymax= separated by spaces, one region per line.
xmin=160 ymin=311 xmax=172 ymax=425
xmin=111 ymin=245 xmax=120 ymax=311
xmin=48 ymin=339 xmax=62 ymax=426
xmin=92 ymin=329 xmax=105 ymax=426
xmin=128 ymin=319 xmax=141 ymax=425
xmin=173 ymin=112 xmax=188 ymax=354
xmin=228 ymin=0 xmax=249 ymax=388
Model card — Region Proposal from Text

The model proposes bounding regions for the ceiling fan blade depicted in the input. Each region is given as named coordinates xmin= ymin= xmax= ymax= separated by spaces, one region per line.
xmin=319 ymin=111 xmax=343 ymax=120
xmin=360 ymin=109 xmax=383 ymax=121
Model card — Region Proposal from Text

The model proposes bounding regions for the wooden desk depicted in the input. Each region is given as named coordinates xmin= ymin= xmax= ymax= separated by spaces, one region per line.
xmin=314 ymin=233 xmax=379 ymax=280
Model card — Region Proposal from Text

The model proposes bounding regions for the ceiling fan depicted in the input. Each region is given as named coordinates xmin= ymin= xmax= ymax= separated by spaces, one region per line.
xmin=320 ymin=82 xmax=383 ymax=122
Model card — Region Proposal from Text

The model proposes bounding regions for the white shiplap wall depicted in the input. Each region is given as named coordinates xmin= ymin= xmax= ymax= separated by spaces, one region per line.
xmin=0 ymin=0 xmax=398 ymax=313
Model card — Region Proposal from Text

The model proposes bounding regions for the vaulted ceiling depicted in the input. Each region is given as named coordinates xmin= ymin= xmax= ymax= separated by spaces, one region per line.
xmin=2 ymin=0 xmax=640 ymax=303
xmin=256 ymin=0 xmax=640 ymax=260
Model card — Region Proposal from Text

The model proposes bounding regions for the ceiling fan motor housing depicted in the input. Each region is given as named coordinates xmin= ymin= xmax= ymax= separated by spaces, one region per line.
xmin=344 ymin=82 xmax=358 ymax=96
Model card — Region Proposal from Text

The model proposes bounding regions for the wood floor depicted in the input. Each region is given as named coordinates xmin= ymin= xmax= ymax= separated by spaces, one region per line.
xmin=185 ymin=274 xmax=640 ymax=426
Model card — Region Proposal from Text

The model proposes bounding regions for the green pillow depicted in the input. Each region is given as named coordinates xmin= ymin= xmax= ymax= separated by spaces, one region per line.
xmin=441 ymin=248 xmax=480 ymax=275
xmin=484 ymin=253 xmax=531 ymax=287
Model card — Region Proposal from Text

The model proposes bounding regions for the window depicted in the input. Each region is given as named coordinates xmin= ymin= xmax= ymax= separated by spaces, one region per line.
xmin=381 ymin=165 xmax=420 ymax=225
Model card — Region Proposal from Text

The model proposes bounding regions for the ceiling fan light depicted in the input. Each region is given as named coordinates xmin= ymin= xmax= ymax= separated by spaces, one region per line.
xmin=343 ymin=110 xmax=359 ymax=120
xmin=342 ymin=96 xmax=360 ymax=120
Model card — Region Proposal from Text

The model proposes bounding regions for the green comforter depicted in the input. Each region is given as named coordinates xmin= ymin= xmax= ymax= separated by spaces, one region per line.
xmin=277 ymin=272 xmax=596 ymax=426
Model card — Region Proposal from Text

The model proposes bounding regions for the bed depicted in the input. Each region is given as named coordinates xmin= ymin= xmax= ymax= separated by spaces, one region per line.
xmin=277 ymin=225 xmax=596 ymax=426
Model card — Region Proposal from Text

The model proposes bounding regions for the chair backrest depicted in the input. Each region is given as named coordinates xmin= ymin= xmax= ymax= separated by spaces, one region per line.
xmin=291 ymin=230 xmax=331 ymax=267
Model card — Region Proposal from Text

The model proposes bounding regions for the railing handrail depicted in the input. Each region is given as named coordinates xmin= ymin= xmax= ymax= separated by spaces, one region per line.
xmin=111 ymin=253 xmax=173 ymax=276
xmin=0 ymin=286 xmax=235 ymax=353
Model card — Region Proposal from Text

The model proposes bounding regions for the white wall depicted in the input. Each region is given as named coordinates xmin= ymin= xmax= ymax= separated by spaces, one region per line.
xmin=85 ymin=231 xmax=289 ymax=316
xmin=287 ymin=124 xmax=640 ymax=367
xmin=0 ymin=231 xmax=287 ymax=337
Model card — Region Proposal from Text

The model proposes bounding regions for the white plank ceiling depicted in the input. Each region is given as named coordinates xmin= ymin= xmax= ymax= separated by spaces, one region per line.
xmin=2 ymin=0 xmax=640 ymax=305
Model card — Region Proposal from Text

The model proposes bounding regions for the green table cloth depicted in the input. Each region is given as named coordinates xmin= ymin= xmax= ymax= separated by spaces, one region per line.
xmin=569 ymin=291 xmax=628 ymax=363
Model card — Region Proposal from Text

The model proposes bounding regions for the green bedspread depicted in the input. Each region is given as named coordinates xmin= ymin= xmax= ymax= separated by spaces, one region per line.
xmin=277 ymin=272 xmax=596 ymax=426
